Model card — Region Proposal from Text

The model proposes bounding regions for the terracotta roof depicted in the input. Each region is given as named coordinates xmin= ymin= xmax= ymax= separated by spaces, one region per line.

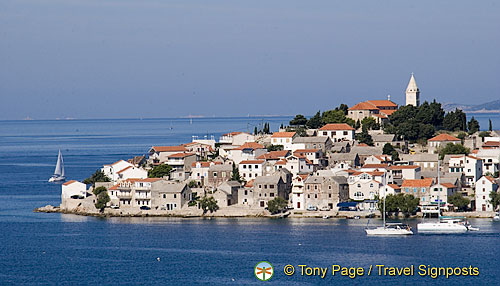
xmin=466 ymin=155 xmax=481 ymax=160
xmin=191 ymin=161 xmax=221 ymax=168
xmin=380 ymin=109 xmax=397 ymax=116
xmin=275 ymin=159 xmax=287 ymax=165
xmin=388 ymin=184 xmax=400 ymax=189
xmin=151 ymin=146 xmax=187 ymax=152
xmin=374 ymin=155 xmax=391 ymax=161
xmin=357 ymin=143 xmax=369 ymax=147
xmin=484 ymin=176 xmax=496 ymax=183
xmin=168 ymin=152 xmax=195 ymax=158
xmin=116 ymin=166 xmax=133 ymax=174
xmin=239 ymin=160 xmax=265 ymax=165
xmin=271 ymin=132 xmax=296 ymax=138
xmin=298 ymin=174 xmax=309 ymax=181
xmin=257 ymin=150 xmax=290 ymax=160
xmin=401 ymin=178 xmax=433 ymax=188
xmin=388 ymin=165 xmax=419 ymax=170
xmin=366 ymin=100 xmax=398 ymax=108
xmin=440 ymin=183 xmax=456 ymax=188
xmin=373 ymin=114 xmax=388 ymax=119
xmin=428 ymin=134 xmax=460 ymax=142
xmin=362 ymin=164 xmax=389 ymax=169
xmin=234 ymin=142 xmax=265 ymax=150
xmin=109 ymin=184 xmax=119 ymax=190
xmin=123 ymin=178 xmax=162 ymax=183
xmin=319 ymin=123 xmax=354 ymax=131
xmin=348 ymin=102 xmax=378 ymax=111
xmin=223 ymin=131 xmax=244 ymax=136
xmin=294 ymin=149 xmax=320 ymax=153
xmin=245 ymin=179 xmax=254 ymax=188
xmin=62 ymin=180 xmax=78 ymax=186
xmin=483 ymin=141 xmax=500 ymax=148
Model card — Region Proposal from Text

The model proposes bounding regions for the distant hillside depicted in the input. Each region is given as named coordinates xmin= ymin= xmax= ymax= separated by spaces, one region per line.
xmin=443 ymin=99 xmax=500 ymax=113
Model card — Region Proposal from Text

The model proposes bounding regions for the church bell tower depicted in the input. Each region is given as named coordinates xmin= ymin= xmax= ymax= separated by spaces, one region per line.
xmin=405 ymin=73 xmax=420 ymax=107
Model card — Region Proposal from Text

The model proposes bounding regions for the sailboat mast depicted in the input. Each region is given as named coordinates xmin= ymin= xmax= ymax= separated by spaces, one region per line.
xmin=60 ymin=150 xmax=65 ymax=177
xmin=437 ymin=160 xmax=440 ymax=219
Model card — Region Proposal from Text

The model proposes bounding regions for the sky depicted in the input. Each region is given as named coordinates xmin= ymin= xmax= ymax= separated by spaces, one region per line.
xmin=1 ymin=0 xmax=499 ymax=120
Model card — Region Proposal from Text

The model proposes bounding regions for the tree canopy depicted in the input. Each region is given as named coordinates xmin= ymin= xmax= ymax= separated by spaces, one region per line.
xmin=321 ymin=109 xmax=355 ymax=127
xmin=306 ymin=111 xmax=322 ymax=129
xmin=356 ymin=128 xmax=374 ymax=146
xmin=267 ymin=197 xmax=288 ymax=214
xmin=83 ymin=170 xmax=111 ymax=186
xmin=289 ymin=114 xmax=307 ymax=126
xmin=148 ymin=164 xmax=172 ymax=178
xmin=200 ymin=196 xmax=219 ymax=214
xmin=489 ymin=191 xmax=500 ymax=211
xmin=448 ymin=192 xmax=470 ymax=211
xmin=378 ymin=194 xmax=419 ymax=217
xmin=93 ymin=186 xmax=110 ymax=211
xmin=385 ymin=103 xmax=439 ymax=141
xmin=443 ymin=109 xmax=467 ymax=132
xmin=467 ymin=117 xmax=480 ymax=134
xmin=361 ymin=117 xmax=379 ymax=130
xmin=438 ymin=143 xmax=470 ymax=160
xmin=231 ymin=164 xmax=244 ymax=183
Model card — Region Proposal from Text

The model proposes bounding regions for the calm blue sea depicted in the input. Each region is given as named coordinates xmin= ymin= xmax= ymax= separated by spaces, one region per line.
xmin=0 ymin=115 xmax=500 ymax=285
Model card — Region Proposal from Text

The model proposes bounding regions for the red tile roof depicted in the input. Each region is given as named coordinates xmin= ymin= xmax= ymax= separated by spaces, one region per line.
xmin=388 ymin=184 xmax=400 ymax=189
xmin=116 ymin=166 xmax=133 ymax=174
xmin=151 ymin=146 xmax=187 ymax=152
xmin=245 ymin=179 xmax=254 ymax=188
xmin=401 ymin=178 xmax=433 ymax=188
xmin=239 ymin=160 xmax=265 ymax=165
xmin=366 ymin=100 xmax=398 ymax=108
xmin=109 ymin=184 xmax=119 ymax=190
xmin=428 ymin=134 xmax=460 ymax=142
xmin=319 ymin=123 xmax=354 ymax=131
xmin=362 ymin=164 xmax=389 ymax=169
xmin=234 ymin=142 xmax=265 ymax=150
xmin=388 ymin=165 xmax=419 ymax=170
xmin=63 ymin=180 xmax=78 ymax=186
xmin=348 ymin=102 xmax=378 ymax=111
xmin=484 ymin=176 xmax=496 ymax=183
xmin=257 ymin=150 xmax=290 ymax=160
xmin=168 ymin=152 xmax=195 ymax=158
xmin=223 ymin=131 xmax=244 ymax=136
xmin=483 ymin=141 xmax=500 ymax=148
xmin=275 ymin=159 xmax=287 ymax=165
xmin=271 ymin=132 xmax=296 ymax=138
xmin=191 ymin=161 xmax=221 ymax=168
xmin=380 ymin=109 xmax=397 ymax=116
xmin=440 ymin=183 xmax=456 ymax=188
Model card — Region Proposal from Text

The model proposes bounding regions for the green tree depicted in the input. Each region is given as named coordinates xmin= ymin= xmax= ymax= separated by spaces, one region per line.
xmin=443 ymin=109 xmax=467 ymax=132
xmin=321 ymin=109 xmax=354 ymax=127
xmin=188 ymin=180 xmax=198 ymax=188
xmin=381 ymin=194 xmax=418 ymax=217
xmin=448 ymin=192 xmax=470 ymax=211
xmin=267 ymin=145 xmax=284 ymax=152
xmin=267 ymin=197 xmax=288 ymax=214
xmin=361 ymin=117 xmax=379 ymax=130
xmin=467 ymin=117 xmax=480 ymax=134
xmin=479 ymin=131 xmax=491 ymax=138
xmin=148 ymin=164 xmax=172 ymax=178
xmin=254 ymin=126 xmax=258 ymax=135
xmin=457 ymin=132 xmax=467 ymax=140
xmin=199 ymin=196 xmax=219 ymax=214
xmin=489 ymin=119 xmax=493 ymax=131
xmin=335 ymin=104 xmax=349 ymax=115
xmin=231 ymin=163 xmax=243 ymax=183
xmin=438 ymin=143 xmax=470 ymax=160
xmin=355 ymin=119 xmax=361 ymax=130
xmin=93 ymin=186 xmax=110 ymax=211
xmin=391 ymin=150 xmax=400 ymax=161
xmin=382 ymin=143 xmax=395 ymax=155
xmin=290 ymin=114 xmax=307 ymax=126
xmin=489 ymin=191 xmax=500 ymax=211
xmin=83 ymin=170 xmax=111 ymax=186
xmin=306 ymin=111 xmax=322 ymax=129
xmin=401 ymin=194 xmax=420 ymax=217
xmin=356 ymin=128 xmax=374 ymax=146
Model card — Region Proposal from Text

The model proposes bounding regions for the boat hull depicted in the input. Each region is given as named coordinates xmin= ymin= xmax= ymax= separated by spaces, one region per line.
xmin=365 ymin=227 xmax=413 ymax=235
xmin=48 ymin=176 xmax=66 ymax=183
xmin=417 ymin=222 xmax=467 ymax=233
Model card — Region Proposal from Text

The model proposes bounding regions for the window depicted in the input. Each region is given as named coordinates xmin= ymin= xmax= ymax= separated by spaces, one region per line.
xmin=270 ymin=193 xmax=275 ymax=197
xmin=357 ymin=184 xmax=361 ymax=188
xmin=213 ymin=172 xmax=217 ymax=177
xmin=222 ymin=172 xmax=226 ymax=178
xmin=343 ymin=131 xmax=348 ymax=135
xmin=323 ymin=132 xmax=327 ymax=136
xmin=163 ymin=194 xmax=166 ymax=198
xmin=307 ymin=185 xmax=310 ymax=190
xmin=329 ymin=185 xmax=332 ymax=190
xmin=174 ymin=194 xmax=177 ymax=198
xmin=259 ymin=185 xmax=262 ymax=188
xmin=244 ymin=190 xmax=248 ymax=195
xmin=370 ymin=183 xmax=373 ymax=188
xmin=264 ymin=185 xmax=268 ymax=189
xmin=414 ymin=188 xmax=417 ymax=193
xmin=329 ymin=194 xmax=332 ymax=198
xmin=307 ymin=194 xmax=310 ymax=198
xmin=422 ymin=188 xmax=426 ymax=193
xmin=314 ymin=185 xmax=318 ymax=190
xmin=255 ymin=165 xmax=259 ymax=169
xmin=243 ymin=165 xmax=247 ymax=169
xmin=297 ymin=193 xmax=301 ymax=197
xmin=270 ymin=185 xmax=274 ymax=189
xmin=315 ymin=194 xmax=317 ymax=198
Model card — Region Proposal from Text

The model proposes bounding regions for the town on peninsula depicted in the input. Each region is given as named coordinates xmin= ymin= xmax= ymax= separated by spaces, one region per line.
xmin=37 ymin=74 xmax=500 ymax=219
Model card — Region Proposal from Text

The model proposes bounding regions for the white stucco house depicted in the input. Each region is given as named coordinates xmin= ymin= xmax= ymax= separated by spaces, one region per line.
xmin=475 ymin=176 xmax=499 ymax=212
xmin=317 ymin=123 xmax=355 ymax=142
xmin=270 ymin=132 xmax=297 ymax=150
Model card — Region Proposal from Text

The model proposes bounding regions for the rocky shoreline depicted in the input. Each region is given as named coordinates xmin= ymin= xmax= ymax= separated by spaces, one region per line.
xmin=34 ymin=205 xmax=497 ymax=219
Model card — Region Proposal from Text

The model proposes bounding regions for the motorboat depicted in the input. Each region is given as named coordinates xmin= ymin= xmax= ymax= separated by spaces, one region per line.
xmin=493 ymin=212 xmax=500 ymax=222
xmin=48 ymin=150 xmax=65 ymax=182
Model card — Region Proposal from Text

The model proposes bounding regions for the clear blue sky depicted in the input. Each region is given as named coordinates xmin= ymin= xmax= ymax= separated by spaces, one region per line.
xmin=1 ymin=0 xmax=499 ymax=120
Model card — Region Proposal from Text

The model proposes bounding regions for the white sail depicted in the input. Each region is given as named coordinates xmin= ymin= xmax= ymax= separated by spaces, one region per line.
xmin=54 ymin=150 xmax=64 ymax=176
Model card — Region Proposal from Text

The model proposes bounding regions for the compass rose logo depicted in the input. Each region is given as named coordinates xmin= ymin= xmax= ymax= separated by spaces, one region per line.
xmin=254 ymin=261 xmax=274 ymax=281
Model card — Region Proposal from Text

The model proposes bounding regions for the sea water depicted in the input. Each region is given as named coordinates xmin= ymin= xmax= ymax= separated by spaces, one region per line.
xmin=0 ymin=116 xmax=499 ymax=285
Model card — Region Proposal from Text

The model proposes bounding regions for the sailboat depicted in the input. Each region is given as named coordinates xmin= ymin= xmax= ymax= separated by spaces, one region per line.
xmin=48 ymin=150 xmax=66 ymax=182
xmin=417 ymin=160 xmax=477 ymax=233
xmin=366 ymin=173 xmax=413 ymax=235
